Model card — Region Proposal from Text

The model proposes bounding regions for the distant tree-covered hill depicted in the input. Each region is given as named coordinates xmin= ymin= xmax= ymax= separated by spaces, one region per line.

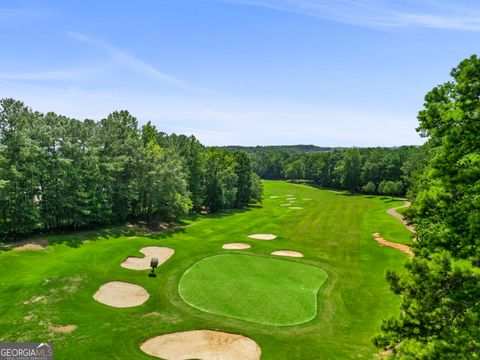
xmin=220 ymin=144 xmax=423 ymax=197
xmin=222 ymin=145 xmax=337 ymax=153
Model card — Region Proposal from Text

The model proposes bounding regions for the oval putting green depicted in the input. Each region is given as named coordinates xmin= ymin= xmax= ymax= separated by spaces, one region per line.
xmin=178 ymin=254 xmax=328 ymax=326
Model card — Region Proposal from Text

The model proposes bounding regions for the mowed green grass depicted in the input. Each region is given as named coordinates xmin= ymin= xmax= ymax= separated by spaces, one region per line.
xmin=179 ymin=254 xmax=328 ymax=326
xmin=0 ymin=181 xmax=412 ymax=359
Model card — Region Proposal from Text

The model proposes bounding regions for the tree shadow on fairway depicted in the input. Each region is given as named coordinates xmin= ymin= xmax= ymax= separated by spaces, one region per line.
xmin=200 ymin=207 xmax=254 ymax=220
xmin=1 ymin=206 xmax=257 ymax=250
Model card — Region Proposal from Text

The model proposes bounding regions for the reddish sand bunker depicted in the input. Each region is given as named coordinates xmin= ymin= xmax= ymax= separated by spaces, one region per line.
xmin=247 ymin=234 xmax=276 ymax=240
xmin=373 ymin=233 xmax=414 ymax=257
xmin=222 ymin=243 xmax=251 ymax=250
xmin=121 ymin=246 xmax=174 ymax=270
xmin=271 ymin=250 xmax=304 ymax=258
xmin=93 ymin=281 xmax=149 ymax=308
xmin=140 ymin=330 xmax=261 ymax=360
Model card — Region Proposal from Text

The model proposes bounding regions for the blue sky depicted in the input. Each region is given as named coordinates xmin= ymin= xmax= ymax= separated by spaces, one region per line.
xmin=0 ymin=0 xmax=479 ymax=146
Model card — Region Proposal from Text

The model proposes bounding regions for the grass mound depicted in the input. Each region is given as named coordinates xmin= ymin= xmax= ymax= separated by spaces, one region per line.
xmin=178 ymin=254 xmax=328 ymax=326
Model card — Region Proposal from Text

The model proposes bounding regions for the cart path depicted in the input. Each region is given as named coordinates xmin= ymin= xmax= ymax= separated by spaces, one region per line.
xmin=387 ymin=201 xmax=415 ymax=233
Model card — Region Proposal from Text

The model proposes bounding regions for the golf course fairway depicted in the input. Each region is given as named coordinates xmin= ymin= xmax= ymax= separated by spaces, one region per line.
xmin=0 ymin=181 xmax=412 ymax=359
xmin=178 ymin=254 xmax=328 ymax=326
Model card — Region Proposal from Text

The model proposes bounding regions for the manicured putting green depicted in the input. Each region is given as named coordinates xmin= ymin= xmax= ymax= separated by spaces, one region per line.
xmin=178 ymin=254 xmax=328 ymax=326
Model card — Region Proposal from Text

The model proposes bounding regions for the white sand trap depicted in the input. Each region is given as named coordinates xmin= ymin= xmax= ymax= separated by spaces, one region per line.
xmin=121 ymin=246 xmax=174 ymax=270
xmin=289 ymin=207 xmax=303 ymax=210
xmin=269 ymin=196 xmax=279 ymax=199
xmin=140 ymin=330 xmax=261 ymax=360
xmin=248 ymin=234 xmax=277 ymax=240
xmin=271 ymin=250 xmax=304 ymax=258
xmin=93 ymin=281 xmax=149 ymax=308
xmin=222 ymin=243 xmax=251 ymax=250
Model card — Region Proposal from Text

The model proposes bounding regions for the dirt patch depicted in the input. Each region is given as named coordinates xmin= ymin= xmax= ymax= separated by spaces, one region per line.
xmin=121 ymin=246 xmax=174 ymax=270
xmin=372 ymin=233 xmax=414 ymax=257
xmin=289 ymin=207 xmax=303 ymax=210
xmin=386 ymin=201 xmax=415 ymax=233
xmin=93 ymin=281 xmax=149 ymax=308
xmin=140 ymin=330 xmax=261 ymax=360
xmin=50 ymin=324 xmax=77 ymax=334
xmin=271 ymin=250 xmax=304 ymax=258
xmin=23 ymin=313 xmax=36 ymax=321
xmin=222 ymin=243 xmax=251 ymax=250
xmin=247 ymin=234 xmax=276 ymax=240
xmin=125 ymin=220 xmax=179 ymax=235
xmin=23 ymin=295 xmax=46 ymax=305
xmin=38 ymin=321 xmax=77 ymax=335
xmin=142 ymin=312 xmax=182 ymax=324
xmin=62 ymin=275 xmax=84 ymax=293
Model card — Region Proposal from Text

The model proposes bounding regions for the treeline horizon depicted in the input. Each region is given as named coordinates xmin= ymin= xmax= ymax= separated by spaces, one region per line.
xmin=222 ymin=145 xmax=425 ymax=196
xmin=0 ymin=98 xmax=262 ymax=241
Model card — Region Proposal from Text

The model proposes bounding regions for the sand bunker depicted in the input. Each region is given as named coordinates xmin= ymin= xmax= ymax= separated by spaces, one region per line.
xmin=248 ymin=234 xmax=276 ymax=240
xmin=372 ymin=233 xmax=414 ymax=257
xmin=6 ymin=239 xmax=48 ymax=251
xmin=140 ymin=330 xmax=261 ymax=360
xmin=289 ymin=207 xmax=303 ymax=210
xmin=222 ymin=243 xmax=251 ymax=250
xmin=271 ymin=250 xmax=304 ymax=258
xmin=269 ymin=196 xmax=279 ymax=199
xmin=121 ymin=246 xmax=174 ymax=270
xmin=93 ymin=281 xmax=149 ymax=308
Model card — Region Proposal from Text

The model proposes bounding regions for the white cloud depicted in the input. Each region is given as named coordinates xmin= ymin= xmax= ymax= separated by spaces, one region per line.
xmin=68 ymin=32 xmax=220 ymax=94
xmin=217 ymin=0 xmax=480 ymax=31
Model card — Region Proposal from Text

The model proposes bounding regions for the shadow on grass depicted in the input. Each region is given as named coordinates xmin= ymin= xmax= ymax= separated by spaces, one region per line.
xmin=0 ymin=205 xmax=259 ymax=250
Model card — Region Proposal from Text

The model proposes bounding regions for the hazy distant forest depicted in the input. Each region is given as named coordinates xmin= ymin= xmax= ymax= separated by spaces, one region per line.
xmin=225 ymin=144 xmax=424 ymax=197
xmin=1 ymin=55 xmax=479 ymax=358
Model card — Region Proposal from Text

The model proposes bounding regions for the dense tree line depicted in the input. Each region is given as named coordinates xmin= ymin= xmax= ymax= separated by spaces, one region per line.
xmin=0 ymin=99 xmax=262 ymax=240
xmin=374 ymin=56 xmax=480 ymax=358
xmin=226 ymin=145 xmax=421 ymax=196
